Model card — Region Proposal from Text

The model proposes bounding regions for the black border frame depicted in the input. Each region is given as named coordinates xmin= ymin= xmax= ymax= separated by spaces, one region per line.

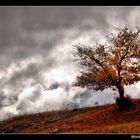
xmin=0 ymin=1 xmax=140 ymax=140
xmin=0 ymin=0 xmax=139 ymax=6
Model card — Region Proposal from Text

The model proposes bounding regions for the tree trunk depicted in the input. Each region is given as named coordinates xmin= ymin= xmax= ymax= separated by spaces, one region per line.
xmin=117 ymin=83 xmax=124 ymax=99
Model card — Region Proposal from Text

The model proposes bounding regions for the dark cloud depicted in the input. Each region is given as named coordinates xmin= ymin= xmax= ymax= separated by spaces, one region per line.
xmin=8 ymin=62 xmax=42 ymax=86
xmin=20 ymin=7 xmax=134 ymax=31
xmin=48 ymin=82 xmax=61 ymax=90
xmin=0 ymin=91 xmax=5 ymax=108
xmin=0 ymin=6 xmax=135 ymax=68
xmin=2 ymin=96 xmax=18 ymax=107
xmin=73 ymin=89 xmax=92 ymax=100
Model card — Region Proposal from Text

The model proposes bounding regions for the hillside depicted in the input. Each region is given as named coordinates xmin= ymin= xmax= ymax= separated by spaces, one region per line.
xmin=1 ymin=99 xmax=140 ymax=133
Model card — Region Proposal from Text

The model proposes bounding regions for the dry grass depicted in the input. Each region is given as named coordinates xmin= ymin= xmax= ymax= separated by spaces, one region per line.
xmin=0 ymin=99 xmax=140 ymax=134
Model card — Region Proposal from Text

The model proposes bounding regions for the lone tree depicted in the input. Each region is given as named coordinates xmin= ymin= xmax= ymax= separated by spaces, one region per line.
xmin=73 ymin=27 xmax=140 ymax=100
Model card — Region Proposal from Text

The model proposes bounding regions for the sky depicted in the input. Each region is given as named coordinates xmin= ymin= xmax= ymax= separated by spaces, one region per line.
xmin=0 ymin=6 xmax=140 ymax=121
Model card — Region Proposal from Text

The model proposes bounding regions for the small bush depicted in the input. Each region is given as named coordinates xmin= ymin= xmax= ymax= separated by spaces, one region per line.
xmin=115 ymin=95 xmax=133 ymax=111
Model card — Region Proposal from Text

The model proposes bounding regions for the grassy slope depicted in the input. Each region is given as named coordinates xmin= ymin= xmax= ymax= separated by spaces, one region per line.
xmin=1 ymin=99 xmax=140 ymax=134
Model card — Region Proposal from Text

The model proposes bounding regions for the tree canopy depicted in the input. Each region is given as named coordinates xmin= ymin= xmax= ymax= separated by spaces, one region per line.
xmin=73 ymin=27 xmax=140 ymax=99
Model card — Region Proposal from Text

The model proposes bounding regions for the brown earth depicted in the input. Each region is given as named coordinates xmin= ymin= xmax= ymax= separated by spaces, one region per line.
xmin=0 ymin=99 xmax=140 ymax=134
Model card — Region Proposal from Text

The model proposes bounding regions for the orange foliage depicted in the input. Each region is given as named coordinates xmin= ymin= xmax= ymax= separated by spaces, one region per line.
xmin=74 ymin=26 xmax=140 ymax=97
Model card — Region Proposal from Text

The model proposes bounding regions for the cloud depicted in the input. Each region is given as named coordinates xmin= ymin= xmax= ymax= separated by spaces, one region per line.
xmin=0 ymin=6 xmax=140 ymax=121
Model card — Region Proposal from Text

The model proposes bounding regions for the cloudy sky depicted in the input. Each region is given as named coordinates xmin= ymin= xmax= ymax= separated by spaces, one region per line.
xmin=0 ymin=6 xmax=140 ymax=121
